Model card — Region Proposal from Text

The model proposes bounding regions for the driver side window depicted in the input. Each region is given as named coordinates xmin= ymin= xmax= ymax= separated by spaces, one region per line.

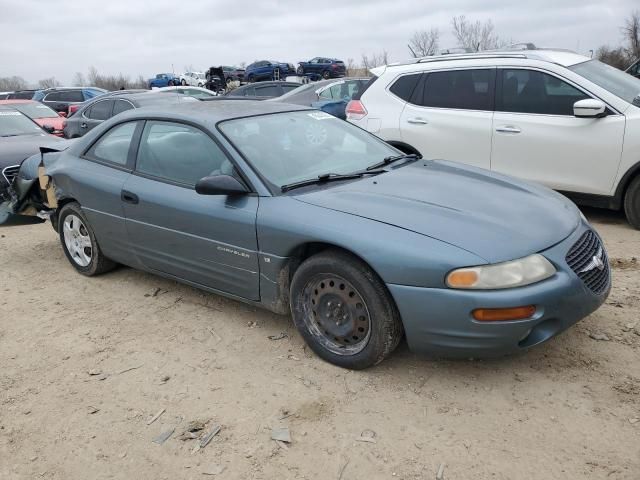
xmin=136 ymin=121 xmax=229 ymax=186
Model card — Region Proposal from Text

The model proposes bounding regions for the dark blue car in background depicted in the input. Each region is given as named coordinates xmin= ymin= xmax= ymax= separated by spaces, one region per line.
xmin=244 ymin=60 xmax=293 ymax=82
xmin=148 ymin=73 xmax=181 ymax=88
xmin=296 ymin=57 xmax=346 ymax=79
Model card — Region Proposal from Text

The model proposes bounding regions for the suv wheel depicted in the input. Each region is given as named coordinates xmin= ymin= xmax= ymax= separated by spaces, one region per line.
xmin=322 ymin=70 xmax=331 ymax=79
xmin=624 ymin=175 xmax=640 ymax=230
xmin=290 ymin=250 xmax=403 ymax=369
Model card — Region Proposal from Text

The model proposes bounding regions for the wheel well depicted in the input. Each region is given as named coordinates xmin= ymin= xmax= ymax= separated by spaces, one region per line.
xmin=286 ymin=242 xmax=383 ymax=286
xmin=52 ymin=197 xmax=78 ymax=231
xmin=386 ymin=141 xmax=420 ymax=156
xmin=615 ymin=163 xmax=640 ymax=209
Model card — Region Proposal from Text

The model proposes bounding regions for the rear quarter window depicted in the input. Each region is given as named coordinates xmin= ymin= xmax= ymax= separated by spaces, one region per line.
xmin=389 ymin=74 xmax=421 ymax=101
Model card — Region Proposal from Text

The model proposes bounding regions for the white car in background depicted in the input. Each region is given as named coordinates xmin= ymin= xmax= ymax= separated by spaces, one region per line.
xmin=149 ymin=86 xmax=218 ymax=99
xmin=179 ymin=71 xmax=206 ymax=87
xmin=347 ymin=46 xmax=640 ymax=229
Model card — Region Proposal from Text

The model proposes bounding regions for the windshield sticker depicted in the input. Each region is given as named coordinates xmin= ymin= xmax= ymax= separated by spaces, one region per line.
xmin=0 ymin=111 xmax=21 ymax=116
xmin=307 ymin=111 xmax=334 ymax=120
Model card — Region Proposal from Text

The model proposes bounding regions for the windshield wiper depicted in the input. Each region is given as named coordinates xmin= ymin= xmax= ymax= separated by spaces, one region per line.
xmin=281 ymin=170 xmax=385 ymax=193
xmin=366 ymin=153 xmax=421 ymax=171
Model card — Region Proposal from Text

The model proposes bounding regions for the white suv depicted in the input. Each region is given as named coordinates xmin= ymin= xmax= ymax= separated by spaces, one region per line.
xmin=347 ymin=48 xmax=640 ymax=228
xmin=179 ymin=71 xmax=206 ymax=87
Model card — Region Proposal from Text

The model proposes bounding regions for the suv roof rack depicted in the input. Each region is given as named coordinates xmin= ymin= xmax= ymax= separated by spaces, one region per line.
xmin=415 ymin=52 xmax=527 ymax=63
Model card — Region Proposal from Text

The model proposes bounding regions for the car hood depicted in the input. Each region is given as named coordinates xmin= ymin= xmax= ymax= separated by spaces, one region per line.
xmin=0 ymin=133 xmax=67 ymax=168
xmin=293 ymin=161 xmax=580 ymax=263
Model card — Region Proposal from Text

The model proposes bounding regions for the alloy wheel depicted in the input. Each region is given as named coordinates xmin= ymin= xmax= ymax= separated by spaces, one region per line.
xmin=63 ymin=214 xmax=92 ymax=267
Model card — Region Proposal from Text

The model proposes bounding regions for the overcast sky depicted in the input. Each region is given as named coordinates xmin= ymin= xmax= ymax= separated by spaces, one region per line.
xmin=0 ymin=0 xmax=637 ymax=85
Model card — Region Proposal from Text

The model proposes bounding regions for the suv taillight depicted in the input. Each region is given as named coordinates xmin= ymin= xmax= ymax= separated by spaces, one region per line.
xmin=346 ymin=100 xmax=367 ymax=120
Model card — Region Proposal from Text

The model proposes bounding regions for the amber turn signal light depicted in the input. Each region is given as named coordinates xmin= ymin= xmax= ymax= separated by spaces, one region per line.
xmin=472 ymin=305 xmax=536 ymax=322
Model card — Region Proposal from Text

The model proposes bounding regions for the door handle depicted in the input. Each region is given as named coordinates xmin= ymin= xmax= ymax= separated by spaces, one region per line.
xmin=80 ymin=123 xmax=87 ymax=129
xmin=121 ymin=190 xmax=139 ymax=205
xmin=496 ymin=125 xmax=521 ymax=134
xmin=407 ymin=118 xmax=428 ymax=125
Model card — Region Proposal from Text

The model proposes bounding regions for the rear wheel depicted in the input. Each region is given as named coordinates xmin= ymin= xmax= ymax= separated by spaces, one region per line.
xmin=181 ymin=79 xmax=187 ymax=86
xmin=322 ymin=70 xmax=331 ymax=79
xmin=290 ymin=250 xmax=403 ymax=369
xmin=624 ymin=175 xmax=640 ymax=230
xmin=296 ymin=66 xmax=304 ymax=76
xmin=58 ymin=202 xmax=116 ymax=276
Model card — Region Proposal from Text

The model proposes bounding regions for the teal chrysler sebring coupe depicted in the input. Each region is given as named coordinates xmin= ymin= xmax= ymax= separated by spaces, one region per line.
xmin=0 ymin=101 xmax=610 ymax=369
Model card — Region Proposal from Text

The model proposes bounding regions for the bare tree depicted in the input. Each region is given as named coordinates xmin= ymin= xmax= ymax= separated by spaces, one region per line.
xmin=0 ymin=76 xmax=29 ymax=91
xmin=596 ymin=46 xmax=629 ymax=69
xmin=361 ymin=50 xmax=390 ymax=71
xmin=87 ymin=66 xmax=100 ymax=86
xmin=408 ymin=28 xmax=440 ymax=57
xmin=72 ymin=72 xmax=86 ymax=87
xmin=451 ymin=15 xmax=502 ymax=52
xmin=622 ymin=10 xmax=640 ymax=60
xmin=37 ymin=77 xmax=61 ymax=89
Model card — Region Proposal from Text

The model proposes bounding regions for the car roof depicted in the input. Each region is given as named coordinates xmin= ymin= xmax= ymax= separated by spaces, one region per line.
xmin=375 ymin=48 xmax=591 ymax=76
xmin=117 ymin=99 xmax=310 ymax=123
xmin=0 ymin=99 xmax=35 ymax=104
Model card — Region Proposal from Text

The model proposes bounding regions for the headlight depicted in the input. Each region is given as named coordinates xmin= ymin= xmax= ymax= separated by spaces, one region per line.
xmin=446 ymin=254 xmax=556 ymax=290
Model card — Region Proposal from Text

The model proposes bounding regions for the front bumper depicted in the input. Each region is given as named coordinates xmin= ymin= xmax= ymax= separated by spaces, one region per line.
xmin=388 ymin=222 xmax=610 ymax=358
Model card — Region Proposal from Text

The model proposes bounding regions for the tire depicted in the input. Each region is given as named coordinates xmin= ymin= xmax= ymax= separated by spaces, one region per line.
xmin=248 ymin=74 xmax=255 ymax=83
xmin=181 ymin=79 xmax=187 ymax=86
xmin=296 ymin=66 xmax=304 ymax=76
xmin=58 ymin=202 xmax=116 ymax=276
xmin=322 ymin=70 xmax=331 ymax=80
xmin=290 ymin=250 xmax=403 ymax=369
xmin=624 ymin=175 xmax=640 ymax=230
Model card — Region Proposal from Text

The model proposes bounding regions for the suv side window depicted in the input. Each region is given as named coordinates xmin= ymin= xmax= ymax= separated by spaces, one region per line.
xmin=86 ymin=100 xmax=114 ymax=120
xmin=389 ymin=73 xmax=421 ymax=102
xmin=136 ymin=121 xmax=228 ymax=186
xmin=59 ymin=90 xmax=85 ymax=102
xmin=44 ymin=91 xmax=64 ymax=102
xmin=417 ymin=69 xmax=494 ymax=111
xmin=498 ymin=69 xmax=590 ymax=115
xmin=86 ymin=121 xmax=139 ymax=166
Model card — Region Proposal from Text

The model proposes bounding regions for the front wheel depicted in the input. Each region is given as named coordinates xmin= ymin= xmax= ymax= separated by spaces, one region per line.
xmin=181 ymin=79 xmax=187 ymax=86
xmin=290 ymin=250 xmax=403 ymax=369
xmin=58 ymin=202 xmax=116 ymax=276
xmin=624 ymin=175 xmax=640 ymax=230
xmin=322 ymin=70 xmax=331 ymax=79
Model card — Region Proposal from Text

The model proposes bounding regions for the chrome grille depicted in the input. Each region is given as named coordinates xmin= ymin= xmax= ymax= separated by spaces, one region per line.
xmin=565 ymin=230 xmax=610 ymax=295
xmin=2 ymin=164 xmax=20 ymax=185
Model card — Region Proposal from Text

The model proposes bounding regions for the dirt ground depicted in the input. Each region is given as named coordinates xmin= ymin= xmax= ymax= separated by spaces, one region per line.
xmin=0 ymin=207 xmax=639 ymax=480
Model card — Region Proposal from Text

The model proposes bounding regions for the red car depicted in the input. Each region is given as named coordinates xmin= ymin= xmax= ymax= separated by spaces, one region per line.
xmin=0 ymin=99 xmax=66 ymax=136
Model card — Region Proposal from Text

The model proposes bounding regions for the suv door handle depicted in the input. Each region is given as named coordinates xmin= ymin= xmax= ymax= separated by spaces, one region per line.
xmin=121 ymin=190 xmax=139 ymax=205
xmin=496 ymin=125 xmax=521 ymax=134
xmin=80 ymin=123 xmax=87 ymax=129
xmin=407 ymin=117 xmax=428 ymax=125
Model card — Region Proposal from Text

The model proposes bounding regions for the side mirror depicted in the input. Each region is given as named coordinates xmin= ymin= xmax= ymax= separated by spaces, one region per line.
xmin=195 ymin=175 xmax=248 ymax=196
xmin=58 ymin=111 xmax=67 ymax=118
xmin=573 ymin=99 xmax=606 ymax=118
xmin=42 ymin=124 xmax=55 ymax=134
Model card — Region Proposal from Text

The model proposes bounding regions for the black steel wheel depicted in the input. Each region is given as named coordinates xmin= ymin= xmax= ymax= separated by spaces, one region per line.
xmin=290 ymin=250 xmax=403 ymax=369
xmin=302 ymin=274 xmax=371 ymax=355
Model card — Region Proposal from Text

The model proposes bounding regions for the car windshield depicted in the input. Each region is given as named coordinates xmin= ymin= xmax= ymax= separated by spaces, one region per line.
xmin=12 ymin=103 xmax=58 ymax=119
xmin=0 ymin=110 xmax=44 ymax=137
xmin=570 ymin=59 xmax=640 ymax=106
xmin=219 ymin=110 xmax=399 ymax=191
